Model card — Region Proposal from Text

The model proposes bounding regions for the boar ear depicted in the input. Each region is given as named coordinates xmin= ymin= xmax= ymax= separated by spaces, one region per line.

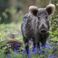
xmin=29 ymin=6 xmax=38 ymax=16
xmin=46 ymin=4 xmax=55 ymax=15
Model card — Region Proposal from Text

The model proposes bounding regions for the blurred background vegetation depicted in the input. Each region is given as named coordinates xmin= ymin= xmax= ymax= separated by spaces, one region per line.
xmin=0 ymin=0 xmax=58 ymax=41
xmin=0 ymin=0 xmax=58 ymax=58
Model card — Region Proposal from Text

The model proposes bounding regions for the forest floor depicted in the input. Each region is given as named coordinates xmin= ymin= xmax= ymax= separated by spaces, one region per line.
xmin=0 ymin=22 xmax=58 ymax=58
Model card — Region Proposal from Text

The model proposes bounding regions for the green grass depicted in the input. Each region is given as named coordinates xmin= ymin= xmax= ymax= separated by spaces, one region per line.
xmin=0 ymin=22 xmax=24 ymax=58
xmin=0 ymin=22 xmax=23 ymax=47
xmin=0 ymin=18 xmax=58 ymax=58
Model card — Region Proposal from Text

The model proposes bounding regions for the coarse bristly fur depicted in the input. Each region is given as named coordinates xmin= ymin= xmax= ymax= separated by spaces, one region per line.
xmin=46 ymin=4 xmax=55 ymax=15
xmin=21 ymin=3 xmax=55 ymax=58
xmin=29 ymin=6 xmax=38 ymax=11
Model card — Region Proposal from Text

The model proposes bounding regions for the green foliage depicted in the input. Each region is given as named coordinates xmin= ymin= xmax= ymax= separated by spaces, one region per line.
xmin=50 ymin=15 xmax=58 ymax=42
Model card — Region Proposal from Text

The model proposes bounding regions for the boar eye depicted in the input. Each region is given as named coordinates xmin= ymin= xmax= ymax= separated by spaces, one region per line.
xmin=45 ymin=16 xmax=48 ymax=19
xmin=38 ymin=17 xmax=40 ymax=19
